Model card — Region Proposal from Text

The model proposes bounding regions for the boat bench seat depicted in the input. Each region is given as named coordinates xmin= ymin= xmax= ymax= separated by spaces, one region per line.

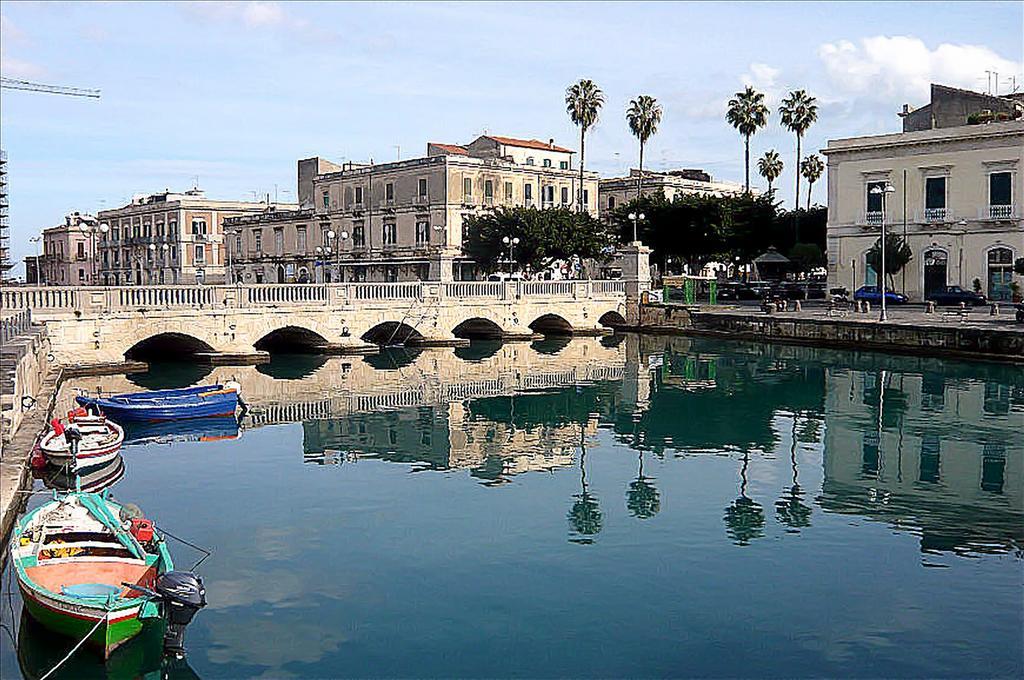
xmin=26 ymin=560 xmax=157 ymax=598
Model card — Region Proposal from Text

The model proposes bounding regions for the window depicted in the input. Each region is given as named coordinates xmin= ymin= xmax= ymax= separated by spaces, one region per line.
xmin=543 ymin=186 xmax=554 ymax=203
xmin=274 ymin=228 xmax=284 ymax=256
xmin=525 ymin=157 xmax=535 ymax=166
xmin=463 ymin=177 xmax=473 ymax=197
xmin=133 ymin=224 xmax=140 ymax=238
xmin=504 ymin=182 xmax=513 ymax=201
xmin=254 ymin=230 xmax=263 ymax=253
xmin=296 ymin=227 xmax=307 ymax=253
xmin=157 ymin=222 xmax=164 ymax=237
xmin=561 ymin=187 xmax=569 ymax=204
xmin=524 ymin=183 xmax=533 ymax=202
xmin=171 ymin=246 xmax=177 ymax=261
xmin=322 ymin=191 xmax=330 ymax=210
xmin=383 ymin=222 xmax=397 ymax=245
xmin=608 ymin=196 xmax=615 ymax=209
xmin=583 ymin=189 xmax=589 ymax=205
xmin=113 ymin=250 xmax=120 ymax=264
xmin=112 ymin=227 xmax=120 ymax=241
xmin=385 ymin=182 xmax=394 ymax=203
xmin=559 ymin=160 xmax=569 ymax=170
xmin=925 ymin=178 xmax=946 ymax=213
xmin=78 ymin=268 xmax=85 ymax=282
xmin=866 ymin=181 xmax=886 ymax=213
xmin=416 ymin=221 xmax=430 ymax=244
xmin=192 ymin=219 xmax=207 ymax=235
xmin=355 ymin=186 xmax=364 ymax=205
xmin=543 ymin=158 xmax=552 ymax=168
xmin=77 ymin=242 xmax=85 ymax=259
xmin=195 ymin=244 xmax=205 ymax=263
xmin=234 ymin=235 xmax=242 ymax=255
xmin=418 ymin=178 xmax=428 ymax=197
xmin=352 ymin=223 xmax=365 ymax=247
xmin=990 ymin=171 xmax=1012 ymax=214
xmin=919 ymin=435 xmax=941 ymax=483
xmin=484 ymin=180 xmax=494 ymax=199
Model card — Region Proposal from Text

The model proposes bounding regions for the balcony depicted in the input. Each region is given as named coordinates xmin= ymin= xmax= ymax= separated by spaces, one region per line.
xmin=415 ymin=194 xmax=430 ymax=205
xmin=462 ymin=195 xmax=475 ymax=207
xmin=923 ymin=207 xmax=949 ymax=223
xmin=985 ymin=204 xmax=1018 ymax=220
xmin=863 ymin=211 xmax=883 ymax=227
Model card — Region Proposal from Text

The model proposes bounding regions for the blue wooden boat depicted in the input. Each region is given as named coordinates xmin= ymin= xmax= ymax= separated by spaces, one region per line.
xmin=76 ymin=383 xmax=241 ymax=422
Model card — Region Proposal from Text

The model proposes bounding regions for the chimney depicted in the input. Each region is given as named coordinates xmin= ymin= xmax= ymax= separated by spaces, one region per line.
xmin=549 ymin=138 xmax=554 ymax=148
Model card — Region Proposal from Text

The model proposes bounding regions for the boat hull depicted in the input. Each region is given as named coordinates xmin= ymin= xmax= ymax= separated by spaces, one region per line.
xmin=76 ymin=384 xmax=239 ymax=422
xmin=19 ymin=580 xmax=145 ymax=657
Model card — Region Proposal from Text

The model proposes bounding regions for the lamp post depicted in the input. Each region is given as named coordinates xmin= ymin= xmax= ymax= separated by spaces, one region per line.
xmin=226 ymin=229 xmax=240 ymax=283
xmin=502 ymin=235 xmax=520 ymax=277
xmin=148 ymin=243 xmax=170 ymax=284
xmin=870 ymin=183 xmax=896 ymax=321
xmin=30 ymin=236 xmax=44 ymax=285
xmin=78 ymin=218 xmax=109 ymax=285
xmin=628 ymin=211 xmax=646 ymax=244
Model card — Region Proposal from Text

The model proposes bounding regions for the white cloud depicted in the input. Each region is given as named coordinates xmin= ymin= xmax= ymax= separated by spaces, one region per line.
xmin=183 ymin=1 xmax=307 ymax=31
xmin=241 ymin=1 xmax=287 ymax=27
xmin=818 ymin=36 xmax=1022 ymax=104
xmin=0 ymin=55 xmax=47 ymax=79
xmin=743 ymin=62 xmax=780 ymax=90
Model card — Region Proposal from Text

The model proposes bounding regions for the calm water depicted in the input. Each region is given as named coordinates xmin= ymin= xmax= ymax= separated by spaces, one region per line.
xmin=2 ymin=335 xmax=1021 ymax=679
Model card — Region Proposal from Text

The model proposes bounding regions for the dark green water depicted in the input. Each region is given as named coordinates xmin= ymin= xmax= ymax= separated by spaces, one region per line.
xmin=2 ymin=335 xmax=1022 ymax=679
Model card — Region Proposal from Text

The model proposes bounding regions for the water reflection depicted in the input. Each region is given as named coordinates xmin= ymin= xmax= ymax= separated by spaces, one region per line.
xmin=256 ymin=353 xmax=328 ymax=380
xmin=34 ymin=454 xmax=125 ymax=493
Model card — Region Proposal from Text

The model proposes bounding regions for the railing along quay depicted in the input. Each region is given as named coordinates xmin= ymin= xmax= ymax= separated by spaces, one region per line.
xmin=1 ymin=279 xmax=627 ymax=314
xmin=1 ymin=308 xmax=32 ymax=344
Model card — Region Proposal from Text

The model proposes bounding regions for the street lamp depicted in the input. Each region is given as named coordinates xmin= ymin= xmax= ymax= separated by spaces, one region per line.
xmin=502 ymin=235 xmax=520 ymax=277
xmin=226 ymin=229 xmax=240 ymax=283
xmin=29 ymin=236 xmax=44 ymax=285
xmin=148 ymin=243 xmax=170 ymax=283
xmin=78 ymin=219 xmax=109 ymax=285
xmin=869 ymin=183 xmax=896 ymax=321
xmin=628 ymin=212 xmax=646 ymax=243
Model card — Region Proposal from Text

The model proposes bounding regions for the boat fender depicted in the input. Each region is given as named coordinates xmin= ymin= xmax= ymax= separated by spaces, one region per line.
xmin=119 ymin=502 xmax=144 ymax=521
xmin=67 ymin=407 xmax=88 ymax=422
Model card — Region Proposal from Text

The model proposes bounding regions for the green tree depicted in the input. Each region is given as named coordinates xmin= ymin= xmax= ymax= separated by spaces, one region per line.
xmin=788 ymin=242 xmax=824 ymax=270
xmin=866 ymin=233 xmax=913 ymax=290
xmin=757 ymin=149 xmax=783 ymax=193
xmin=799 ymin=154 xmax=824 ymax=209
xmin=779 ymin=89 xmax=819 ymax=214
xmin=565 ymin=79 xmax=604 ymax=211
xmin=626 ymin=95 xmax=663 ymax=201
xmin=726 ymin=86 xmax=769 ymax=193
xmin=568 ymin=443 xmax=602 ymax=544
xmin=724 ymin=452 xmax=765 ymax=546
xmin=462 ymin=206 xmax=615 ymax=274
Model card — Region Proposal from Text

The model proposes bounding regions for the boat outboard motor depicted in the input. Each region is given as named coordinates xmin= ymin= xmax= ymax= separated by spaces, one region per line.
xmin=154 ymin=571 xmax=207 ymax=656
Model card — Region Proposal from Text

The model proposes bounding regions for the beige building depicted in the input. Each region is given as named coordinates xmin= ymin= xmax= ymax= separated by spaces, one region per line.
xmin=599 ymin=168 xmax=747 ymax=218
xmin=36 ymin=213 xmax=96 ymax=286
xmin=824 ymin=87 xmax=1023 ymax=302
xmin=230 ymin=135 xmax=599 ymax=283
xmin=96 ymin=188 xmax=295 ymax=285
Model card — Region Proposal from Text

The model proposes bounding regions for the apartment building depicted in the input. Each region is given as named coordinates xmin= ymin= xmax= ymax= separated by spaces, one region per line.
xmin=0 ymin=150 xmax=11 ymax=282
xmin=823 ymin=87 xmax=1023 ymax=302
xmin=230 ymin=135 xmax=599 ymax=283
xmin=95 ymin=188 xmax=295 ymax=285
xmin=34 ymin=213 xmax=96 ymax=286
xmin=599 ymin=168 xmax=747 ymax=218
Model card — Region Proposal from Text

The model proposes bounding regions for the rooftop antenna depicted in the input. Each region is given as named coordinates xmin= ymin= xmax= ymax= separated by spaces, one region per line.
xmin=394 ymin=145 xmax=401 ymax=161
xmin=985 ymin=70 xmax=993 ymax=95
xmin=191 ymin=175 xmax=200 ymax=190
xmin=993 ymin=71 xmax=999 ymax=95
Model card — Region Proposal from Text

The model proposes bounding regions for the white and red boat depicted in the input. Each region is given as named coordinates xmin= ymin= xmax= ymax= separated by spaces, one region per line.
xmin=38 ymin=413 xmax=125 ymax=471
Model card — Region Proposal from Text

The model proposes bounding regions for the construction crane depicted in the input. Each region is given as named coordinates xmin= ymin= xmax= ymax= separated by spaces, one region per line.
xmin=1 ymin=77 xmax=100 ymax=98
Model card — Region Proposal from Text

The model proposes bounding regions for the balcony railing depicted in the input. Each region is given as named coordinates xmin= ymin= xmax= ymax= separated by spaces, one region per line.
xmin=864 ymin=211 xmax=883 ymax=227
xmin=923 ymin=207 xmax=949 ymax=222
xmin=986 ymin=204 xmax=1017 ymax=220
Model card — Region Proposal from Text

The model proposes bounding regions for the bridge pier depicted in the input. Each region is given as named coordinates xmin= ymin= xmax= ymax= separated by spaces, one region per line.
xmin=194 ymin=351 xmax=270 ymax=365
xmin=318 ymin=342 xmax=380 ymax=355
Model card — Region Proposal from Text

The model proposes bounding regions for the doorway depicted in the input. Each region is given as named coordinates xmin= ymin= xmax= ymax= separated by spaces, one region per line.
xmin=923 ymin=249 xmax=948 ymax=297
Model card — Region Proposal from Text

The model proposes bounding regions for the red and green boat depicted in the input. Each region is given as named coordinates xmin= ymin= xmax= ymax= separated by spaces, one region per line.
xmin=10 ymin=491 xmax=206 ymax=658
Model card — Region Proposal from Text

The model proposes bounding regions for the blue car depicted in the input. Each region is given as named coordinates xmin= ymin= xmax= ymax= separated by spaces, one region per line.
xmin=853 ymin=286 xmax=909 ymax=305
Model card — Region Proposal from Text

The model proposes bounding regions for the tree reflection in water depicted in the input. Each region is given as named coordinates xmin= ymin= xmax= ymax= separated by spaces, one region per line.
xmin=775 ymin=414 xmax=812 ymax=531
xmin=568 ymin=428 xmax=602 ymax=544
xmin=626 ymin=451 xmax=660 ymax=519
xmin=724 ymin=451 xmax=765 ymax=545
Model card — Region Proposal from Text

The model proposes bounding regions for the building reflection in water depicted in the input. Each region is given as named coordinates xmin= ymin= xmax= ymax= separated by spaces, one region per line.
xmin=54 ymin=333 xmax=1023 ymax=557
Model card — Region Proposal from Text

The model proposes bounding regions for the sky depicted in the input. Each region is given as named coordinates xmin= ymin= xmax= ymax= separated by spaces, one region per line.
xmin=2 ymin=1 xmax=1022 ymax=274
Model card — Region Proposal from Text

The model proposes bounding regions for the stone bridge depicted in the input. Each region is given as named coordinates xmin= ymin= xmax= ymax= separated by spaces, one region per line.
xmin=2 ymin=279 xmax=634 ymax=367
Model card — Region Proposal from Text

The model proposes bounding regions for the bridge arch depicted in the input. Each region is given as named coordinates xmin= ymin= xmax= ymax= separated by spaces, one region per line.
xmin=453 ymin=317 xmax=505 ymax=340
xmin=254 ymin=326 xmax=330 ymax=354
xmin=529 ymin=313 xmax=574 ymax=336
xmin=598 ymin=310 xmax=627 ymax=328
xmin=362 ymin=322 xmax=425 ymax=346
xmin=124 ymin=332 xmax=215 ymax=361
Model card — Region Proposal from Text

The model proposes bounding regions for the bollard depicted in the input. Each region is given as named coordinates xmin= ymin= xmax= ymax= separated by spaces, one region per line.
xmin=990 ymin=303 xmax=999 ymax=316
xmin=794 ymin=299 xmax=802 ymax=312
xmin=864 ymin=300 xmax=871 ymax=313
xmin=926 ymin=301 xmax=935 ymax=314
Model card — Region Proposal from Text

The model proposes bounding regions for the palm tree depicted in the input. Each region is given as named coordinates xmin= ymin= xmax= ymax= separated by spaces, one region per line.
xmin=726 ymin=86 xmax=769 ymax=193
xmin=568 ymin=426 xmax=602 ymax=544
xmin=800 ymin=154 xmax=824 ymax=209
xmin=626 ymin=451 xmax=660 ymax=519
xmin=565 ymin=79 xmax=605 ymax=211
xmin=779 ymin=89 xmax=818 ymax=211
xmin=757 ymin=150 xmax=783 ymax=194
xmin=626 ymin=95 xmax=663 ymax=201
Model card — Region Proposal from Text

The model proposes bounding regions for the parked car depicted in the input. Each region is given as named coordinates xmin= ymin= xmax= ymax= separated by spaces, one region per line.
xmin=1016 ymin=302 xmax=1024 ymax=323
xmin=717 ymin=282 xmax=741 ymax=301
xmin=925 ymin=285 xmax=987 ymax=306
xmin=736 ymin=281 xmax=772 ymax=300
xmin=778 ymin=281 xmax=827 ymax=300
xmin=853 ymin=286 xmax=909 ymax=305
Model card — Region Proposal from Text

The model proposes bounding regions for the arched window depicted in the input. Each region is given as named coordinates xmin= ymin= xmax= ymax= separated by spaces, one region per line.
xmin=987 ymin=247 xmax=1014 ymax=302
